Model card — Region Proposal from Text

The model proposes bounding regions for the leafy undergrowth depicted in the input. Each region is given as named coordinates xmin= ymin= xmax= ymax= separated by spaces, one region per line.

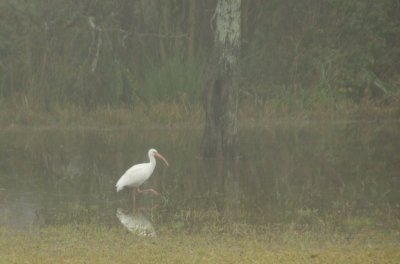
xmin=1 ymin=223 xmax=399 ymax=264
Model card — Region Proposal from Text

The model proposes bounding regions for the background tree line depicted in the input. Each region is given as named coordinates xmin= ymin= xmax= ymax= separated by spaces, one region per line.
xmin=0 ymin=0 xmax=399 ymax=110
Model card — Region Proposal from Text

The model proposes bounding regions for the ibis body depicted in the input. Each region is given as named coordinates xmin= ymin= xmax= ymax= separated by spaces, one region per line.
xmin=116 ymin=148 xmax=168 ymax=209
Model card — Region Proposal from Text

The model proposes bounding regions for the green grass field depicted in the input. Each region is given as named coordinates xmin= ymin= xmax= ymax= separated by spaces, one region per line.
xmin=1 ymin=223 xmax=399 ymax=264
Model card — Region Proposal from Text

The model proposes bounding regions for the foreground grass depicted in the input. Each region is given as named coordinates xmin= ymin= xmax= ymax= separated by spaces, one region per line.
xmin=1 ymin=224 xmax=399 ymax=264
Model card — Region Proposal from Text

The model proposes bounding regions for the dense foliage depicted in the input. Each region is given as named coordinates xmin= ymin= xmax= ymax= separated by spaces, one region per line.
xmin=0 ymin=0 xmax=399 ymax=109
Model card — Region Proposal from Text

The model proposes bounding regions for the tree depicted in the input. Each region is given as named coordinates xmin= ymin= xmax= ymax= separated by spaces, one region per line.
xmin=201 ymin=0 xmax=241 ymax=159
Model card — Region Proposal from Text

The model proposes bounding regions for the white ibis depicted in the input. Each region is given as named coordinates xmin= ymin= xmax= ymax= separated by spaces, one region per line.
xmin=116 ymin=148 xmax=169 ymax=209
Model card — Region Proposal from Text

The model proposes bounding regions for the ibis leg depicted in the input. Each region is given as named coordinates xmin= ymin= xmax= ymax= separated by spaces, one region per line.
xmin=137 ymin=188 xmax=160 ymax=196
xmin=132 ymin=187 xmax=137 ymax=210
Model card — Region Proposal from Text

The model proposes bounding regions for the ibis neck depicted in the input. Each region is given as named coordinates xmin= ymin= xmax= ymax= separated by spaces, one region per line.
xmin=148 ymin=153 xmax=156 ymax=167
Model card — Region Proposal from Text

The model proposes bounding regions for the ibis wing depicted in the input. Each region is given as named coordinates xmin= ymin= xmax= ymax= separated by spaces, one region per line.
xmin=115 ymin=163 xmax=151 ymax=191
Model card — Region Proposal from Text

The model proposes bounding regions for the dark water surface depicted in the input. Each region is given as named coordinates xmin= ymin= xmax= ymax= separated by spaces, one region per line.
xmin=0 ymin=122 xmax=399 ymax=232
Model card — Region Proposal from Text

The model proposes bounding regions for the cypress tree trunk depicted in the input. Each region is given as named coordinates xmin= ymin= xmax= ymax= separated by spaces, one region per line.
xmin=202 ymin=0 xmax=241 ymax=159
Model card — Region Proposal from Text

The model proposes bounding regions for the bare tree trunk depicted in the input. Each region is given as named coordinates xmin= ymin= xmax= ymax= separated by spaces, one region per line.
xmin=202 ymin=0 xmax=241 ymax=159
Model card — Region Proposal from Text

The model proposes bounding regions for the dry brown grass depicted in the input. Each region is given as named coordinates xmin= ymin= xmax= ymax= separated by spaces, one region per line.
xmin=1 ymin=97 xmax=398 ymax=130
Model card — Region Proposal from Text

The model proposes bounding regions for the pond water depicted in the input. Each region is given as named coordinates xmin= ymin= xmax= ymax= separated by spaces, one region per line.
xmin=0 ymin=122 xmax=399 ymax=233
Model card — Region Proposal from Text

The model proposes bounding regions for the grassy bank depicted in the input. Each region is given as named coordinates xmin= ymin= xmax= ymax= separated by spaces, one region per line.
xmin=1 ymin=98 xmax=399 ymax=129
xmin=1 ymin=223 xmax=399 ymax=264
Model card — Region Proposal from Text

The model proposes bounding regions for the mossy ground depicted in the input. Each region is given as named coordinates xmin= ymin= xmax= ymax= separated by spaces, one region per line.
xmin=1 ymin=223 xmax=399 ymax=264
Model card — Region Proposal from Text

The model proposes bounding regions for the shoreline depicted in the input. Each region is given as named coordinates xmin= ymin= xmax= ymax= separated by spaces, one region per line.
xmin=1 ymin=100 xmax=399 ymax=129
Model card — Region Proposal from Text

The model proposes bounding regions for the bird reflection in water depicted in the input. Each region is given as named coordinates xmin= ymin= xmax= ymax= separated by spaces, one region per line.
xmin=116 ymin=208 xmax=156 ymax=237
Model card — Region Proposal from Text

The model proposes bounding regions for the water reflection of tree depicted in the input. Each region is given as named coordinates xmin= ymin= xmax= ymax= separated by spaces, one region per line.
xmin=201 ymin=158 xmax=240 ymax=219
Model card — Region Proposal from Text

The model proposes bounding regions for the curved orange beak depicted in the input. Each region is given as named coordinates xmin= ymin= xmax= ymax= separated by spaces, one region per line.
xmin=155 ymin=152 xmax=169 ymax=166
